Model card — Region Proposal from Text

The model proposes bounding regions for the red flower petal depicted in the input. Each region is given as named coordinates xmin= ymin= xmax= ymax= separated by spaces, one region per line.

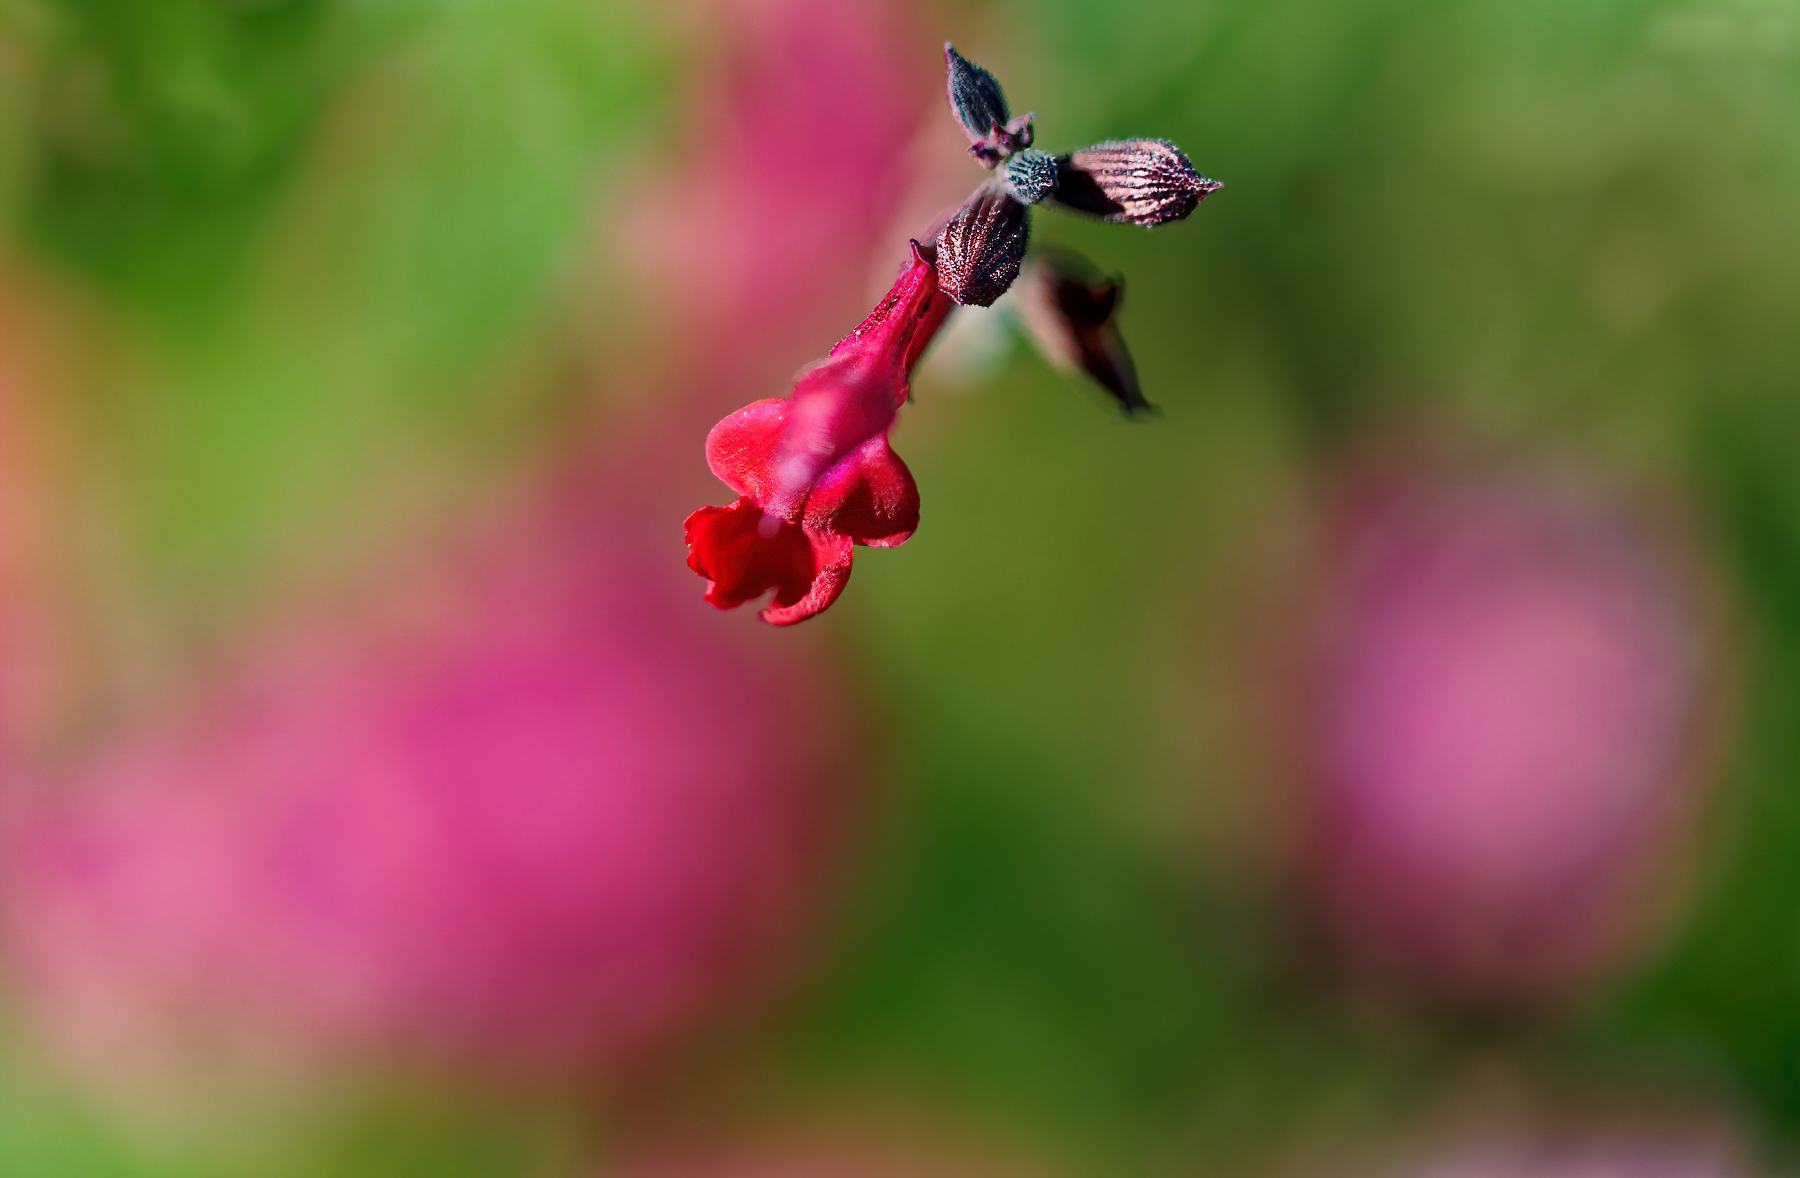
xmin=829 ymin=242 xmax=941 ymax=374
xmin=766 ymin=356 xmax=903 ymax=520
xmin=704 ymin=399 xmax=787 ymax=505
xmin=683 ymin=497 xmax=857 ymax=626
xmin=761 ymin=530 xmax=853 ymax=627
xmin=684 ymin=497 xmax=815 ymax=610
xmin=805 ymin=435 xmax=919 ymax=548
xmin=903 ymin=290 xmax=956 ymax=372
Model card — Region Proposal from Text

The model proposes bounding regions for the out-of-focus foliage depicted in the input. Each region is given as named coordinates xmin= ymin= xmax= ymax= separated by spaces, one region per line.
xmin=6 ymin=0 xmax=340 ymax=302
xmin=0 ymin=0 xmax=671 ymax=652
xmin=3 ymin=0 xmax=1800 ymax=1176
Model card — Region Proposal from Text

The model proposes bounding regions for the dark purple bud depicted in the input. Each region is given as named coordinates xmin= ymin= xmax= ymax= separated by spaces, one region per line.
xmin=935 ymin=184 xmax=1030 ymax=307
xmin=1000 ymin=149 xmax=1058 ymax=205
xmin=1050 ymin=139 xmax=1221 ymax=226
xmin=1015 ymin=249 xmax=1149 ymax=415
xmin=946 ymin=46 xmax=1036 ymax=168
xmin=944 ymin=44 xmax=1009 ymax=144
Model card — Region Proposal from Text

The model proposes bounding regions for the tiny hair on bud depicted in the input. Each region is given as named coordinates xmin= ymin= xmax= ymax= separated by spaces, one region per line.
xmin=1001 ymin=149 xmax=1059 ymax=205
xmin=1050 ymin=139 xmax=1222 ymax=226
xmin=935 ymin=185 xmax=1030 ymax=307
xmin=944 ymin=43 xmax=1011 ymax=144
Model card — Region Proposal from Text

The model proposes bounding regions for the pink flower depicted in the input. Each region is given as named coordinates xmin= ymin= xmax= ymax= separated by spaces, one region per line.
xmin=2 ymin=493 xmax=853 ymax=1074
xmin=1299 ymin=463 xmax=1723 ymax=1005
xmin=620 ymin=0 xmax=930 ymax=396
xmin=684 ymin=244 xmax=947 ymax=625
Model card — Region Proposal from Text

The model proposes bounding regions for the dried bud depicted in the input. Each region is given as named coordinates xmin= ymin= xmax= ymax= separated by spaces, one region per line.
xmin=944 ymin=44 xmax=1009 ymax=144
xmin=1051 ymin=139 xmax=1221 ymax=226
xmin=1000 ymin=149 xmax=1058 ymax=205
xmin=1015 ymin=249 xmax=1149 ymax=415
xmin=935 ymin=185 xmax=1029 ymax=308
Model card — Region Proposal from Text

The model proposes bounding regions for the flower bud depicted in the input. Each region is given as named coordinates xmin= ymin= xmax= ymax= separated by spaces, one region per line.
xmin=1014 ymin=248 xmax=1149 ymax=414
xmin=1051 ymin=138 xmax=1221 ymax=226
xmin=1000 ymin=149 xmax=1058 ymax=205
xmin=943 ymin=44 xmax=1033 ymax=167
xmin=944 ymin=43 xmax=1008 ymax=143
xmin=935 ymin=185 xmax=1029 ymax=307
xmin=999 ymin=113 xmax=1036 ymax=154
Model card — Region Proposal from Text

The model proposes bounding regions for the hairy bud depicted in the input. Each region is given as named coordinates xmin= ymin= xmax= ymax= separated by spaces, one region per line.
xmin=1000 ymin=149 xmax=1058 ymax=205
xmin=1015 ymin=249 xmax=1149 ymax=415
xmin=944 ymin=44 xmax=1008 ymax=142
xmin=1051 ymin=138 xmax=1221 ymax=226
xmin=944 ymin=44 xmax=1036 ymax=167
xmin=935 ymin=185 xmax=1030 ymax=307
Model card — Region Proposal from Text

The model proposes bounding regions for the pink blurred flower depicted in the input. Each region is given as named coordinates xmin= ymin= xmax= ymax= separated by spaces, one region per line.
xmin=2 ymin=490 xmax=853 ymax=1072
xmin=621 ymin=0 xmax=931 ymax=398
xmin=1300 ymin=463 xmax=1723 ymax=1005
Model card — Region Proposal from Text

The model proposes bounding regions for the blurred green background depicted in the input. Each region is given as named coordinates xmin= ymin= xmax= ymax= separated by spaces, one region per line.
xmin=2 ymin=0 xmax=1800 ymax=1175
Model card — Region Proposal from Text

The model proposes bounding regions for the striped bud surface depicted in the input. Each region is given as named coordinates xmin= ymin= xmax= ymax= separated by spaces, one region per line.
xmin=935 ymin=185 xmax=1029 ymax=307
xmin=1051 ymin=138 xmax=1221 ymax=226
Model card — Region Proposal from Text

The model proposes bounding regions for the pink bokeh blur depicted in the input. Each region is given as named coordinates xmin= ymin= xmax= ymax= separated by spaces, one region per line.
xmin=622 ymin=0 xmax=933 ymax=418
xmin=0 ymin=0 xmax=931 ymax=1086
xmin=2 ymin=487 xmax=853 ymax=1073
xmin=1299 ymin=460 xmax=1724 ymax=1006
